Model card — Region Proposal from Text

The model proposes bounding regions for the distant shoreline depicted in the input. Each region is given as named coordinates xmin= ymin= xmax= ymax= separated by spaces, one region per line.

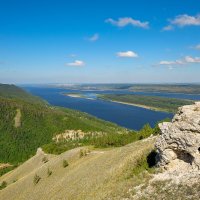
xmin=101 ymin=99 xmax=172 ymax=113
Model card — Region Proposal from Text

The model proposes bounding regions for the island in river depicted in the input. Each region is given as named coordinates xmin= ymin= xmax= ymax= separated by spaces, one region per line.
xmin=61 ymin=92 xmax=94 ymax=100
xmin=98 ymin=94 xmax=194 ymax=113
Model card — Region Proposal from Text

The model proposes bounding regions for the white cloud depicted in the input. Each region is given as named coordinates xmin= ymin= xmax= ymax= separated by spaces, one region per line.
xmin=171 ymin=14 xmax=200 ymax=27
xmin=159 ymin=61 xmax=176 ymax=65
xmin=117 ymin=51 xmax=138 ymax=58
xmin=105 ymin=17 xmax=149 ymax=29
xmin=88 ymin=33 xmax=99 ymax=42
xmin=66 ymin=60 xmax=85 ymax=67
xmin=185 ymin=56 xmax=200 ymax=63
xmin=163 ymin=14 xmax=200 ymax=31
xmin=162 ymin=25 xmax=174 ymax=31
xmin=157 ymin=56 xmax=200 ymax=69
xmin=159 ymin=60 xmax=184 ymax=65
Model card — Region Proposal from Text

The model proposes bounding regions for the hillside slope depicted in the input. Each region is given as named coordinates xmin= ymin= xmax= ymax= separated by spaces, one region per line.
xmin=1 ymin=84 xmax=161 ymax=167
xmin=0 ymin=84 xmax=45 ymax=104
xmin=0 ymin=96 xmax=129 ymax=165
xmin=0 ymin=138 xmax=156 ymax=200
xmin=1 ymin=102 xmax=200 ymax=200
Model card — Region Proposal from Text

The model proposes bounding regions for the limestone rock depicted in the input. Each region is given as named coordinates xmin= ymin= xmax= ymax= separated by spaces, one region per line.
xmin=52 ymin=130 xmax=104 ymax=143
xmin=155 ymin=102 xmax=200 ymax=170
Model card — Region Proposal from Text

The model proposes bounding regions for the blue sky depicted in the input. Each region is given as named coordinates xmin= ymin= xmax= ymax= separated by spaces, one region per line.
xmin=0 ymin=0 xmax=200 ymax=84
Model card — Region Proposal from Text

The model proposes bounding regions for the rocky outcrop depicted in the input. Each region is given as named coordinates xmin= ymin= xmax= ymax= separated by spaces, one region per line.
xmin=155 ymin=102 xmax=200 ymax=171
xmin=53 ymin=130 xmax=104 ymax=143
xmin=14 ymin=109 xmax=21 ymax=128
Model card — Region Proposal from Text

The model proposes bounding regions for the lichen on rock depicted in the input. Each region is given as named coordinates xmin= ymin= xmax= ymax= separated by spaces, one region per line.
xmin=155 ymin=102 xmax=200 ymax=171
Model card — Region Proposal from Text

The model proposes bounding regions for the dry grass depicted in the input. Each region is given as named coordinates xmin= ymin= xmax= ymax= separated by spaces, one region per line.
xmin=2 ymin=136 xmax=198 ymax=200
xmin=0 ymin=137 xmax=156 ymax=200
xmin=135 ymin=180 xmax=200 ymax=200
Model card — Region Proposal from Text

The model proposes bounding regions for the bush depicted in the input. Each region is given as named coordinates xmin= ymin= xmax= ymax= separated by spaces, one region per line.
xmin=33 ymin=174 xmax=41 ymax=185
xmin=62 ymin=160 xmax=69 ymax=168
xmin=0 ymin=181 xmax=7 ymax=190
xmin=42 ymin=157 xmax=48 ymax=163
xmin=47 ymin=168 xmax=52 ymax=176
xmin=13 ymin=179 xmax=18 ymax=183
xmin=79 ymin=149 xmax=86 ymax=158
xmin=0 ymin=164 xmax=18 ymax=177
xmin=130 ymin=150 xmax=157 ymax=177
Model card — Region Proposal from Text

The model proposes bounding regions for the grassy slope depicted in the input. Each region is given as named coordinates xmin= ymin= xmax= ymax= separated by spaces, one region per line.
xmin=0 ymin=138 xmax=156 ymax=200
xmin=99 ymin=94 xmax=194 ymax=113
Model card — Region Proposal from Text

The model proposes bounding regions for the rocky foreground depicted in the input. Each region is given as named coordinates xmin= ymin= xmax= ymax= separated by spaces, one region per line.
xmin=134 ymin=102 xmax=200 ymax=200
xmin=0 ymin=102 xmax=200 ymax=200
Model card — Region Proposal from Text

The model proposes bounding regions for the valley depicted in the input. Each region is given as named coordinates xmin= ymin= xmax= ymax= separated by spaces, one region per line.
xmin=1 ymin=1 xmax=200 ymax=198
xmin=0 ymin=83 xmax=200 ymax=199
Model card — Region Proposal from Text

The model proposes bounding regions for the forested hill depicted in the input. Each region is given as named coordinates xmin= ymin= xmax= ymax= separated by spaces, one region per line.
xmin=0 ymin=96 xmax=131 ymax=164
xmin=0 ymin=84 xmax=45 ymax=104
xmin=0 ymin=84 xmax=159 ymax=175
xmin=0 ymin=84 xmax=131 ymax=164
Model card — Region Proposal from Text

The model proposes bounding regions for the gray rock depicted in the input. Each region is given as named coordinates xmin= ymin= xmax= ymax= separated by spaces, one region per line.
xmin=155 ymin=102 xmax=200 ymax=170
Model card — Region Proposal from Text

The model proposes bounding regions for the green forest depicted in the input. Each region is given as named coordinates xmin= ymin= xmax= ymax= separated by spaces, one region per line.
xmin=0 ymin=84 xmax=165 ymax=176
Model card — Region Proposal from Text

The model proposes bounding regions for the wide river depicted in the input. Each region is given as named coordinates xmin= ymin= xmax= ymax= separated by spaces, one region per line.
xmin=23 ymin=86 xmax=200 ymax=130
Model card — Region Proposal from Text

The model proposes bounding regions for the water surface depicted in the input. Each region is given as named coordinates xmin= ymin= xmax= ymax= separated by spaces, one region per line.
xmin=23 ymin=86 xmax=177 ymax=130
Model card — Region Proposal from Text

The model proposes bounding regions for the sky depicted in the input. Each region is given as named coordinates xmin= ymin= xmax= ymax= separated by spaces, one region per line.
xmin=0 ymin=0 xmax=200 ymax=84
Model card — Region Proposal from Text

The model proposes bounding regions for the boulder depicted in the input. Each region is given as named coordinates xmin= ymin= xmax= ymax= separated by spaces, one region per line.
xmin=155 ymin=102 xmax=200 ymax=170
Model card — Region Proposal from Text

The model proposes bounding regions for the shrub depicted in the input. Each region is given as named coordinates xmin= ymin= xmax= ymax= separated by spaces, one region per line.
xmin=33 ymin=174 xmax=41 ymax=185
xmin=62 ymin=160 xmax=69 ymax=168
xmin=47 ymin=168 xmax=52 ymax=176
xmin=0 ymin=165 xmax=17 ymax=177
xmin=13 ymin=179 xmax=18 ymax=183
xmin=42 ymin=156 xmax=48 ymax=163
xmin=79 ymin=149 xmax=85 ymax=158
xmin=131 ymin=150 xmax=157 ymax=177
xmin=0 ymin=181 xmax=7 ymax=190
xmin=79 ymin=149 xmax=91 ymax=157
